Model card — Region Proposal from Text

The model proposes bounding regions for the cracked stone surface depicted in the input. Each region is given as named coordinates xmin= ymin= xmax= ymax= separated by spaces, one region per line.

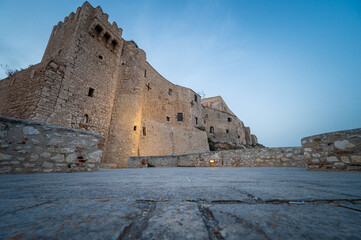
xmin=0 ymin=167 xmax=360 ymax=239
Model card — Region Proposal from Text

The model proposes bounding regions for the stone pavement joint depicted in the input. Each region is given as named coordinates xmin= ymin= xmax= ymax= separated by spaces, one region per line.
xmin=118 ymin=201 xmax=156 ymax=240
xmin=197 ymin=203 xmax=225 ymax=240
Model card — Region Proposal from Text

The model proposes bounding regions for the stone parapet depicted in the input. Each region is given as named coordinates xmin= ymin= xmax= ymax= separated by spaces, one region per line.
xmin=128 ymin=147 xmax=304 ymax=168
xmin=0 ymin=116 xmax=104 ymax=174
xmin=302 ymin=128 xmax=361 ymax=171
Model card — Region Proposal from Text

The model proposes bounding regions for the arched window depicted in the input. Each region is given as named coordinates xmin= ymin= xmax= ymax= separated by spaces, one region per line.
xmin=83 ymin=114 xmax=89 ymax=124
xmin=210 ymin=126 xmax=214 ymax=133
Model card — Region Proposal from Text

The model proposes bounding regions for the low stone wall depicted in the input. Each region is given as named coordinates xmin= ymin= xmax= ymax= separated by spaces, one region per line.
xmin=128 ymin=147 xmax=305 ymax=168
xmin=302 ymin=128 xmax=361 ymax=171
xmin=0 ymin=116 xmax=104 ymax=174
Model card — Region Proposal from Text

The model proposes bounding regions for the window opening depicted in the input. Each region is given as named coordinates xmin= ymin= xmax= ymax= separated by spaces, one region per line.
xmin=134 ymin=126 xmax=137 ymax=131
xmin=144 ymin=69 xmax=147 ymax=78
xmin=104 ymin=33 xmax=111 ymax=42
xmin=88 ymin=88 xmax=94 ymax=97
xmin=194 ymin=94 xmax=198 ymax=102
xmin=166 ymin=116 xmax=170 ymax=122
xmin=83 ymin=114 xmax=89 ymax=124
xmin=98 ymin=55 xmax=103 ymax=60
xmin=111 ymin=40 xmax=117 ymax=51
xmin=168 ymin=89 xmax=172 ymax=96
xmin=226 ymin=129 xmax=229 ymax=134
xmin=228 ymin=117 xmax=232 ymax=122
xmin=143 ymin=127 xmax=146 ymax=136
xmin=177 ymin=113 xmax=183 ymax=122
xmin=210 ymin=126 xmax=214 ymax=133
xmin=195 ymin=117 xmax=198 ymax=125
xmin=95 ymin=25 xmax=102 ymax=35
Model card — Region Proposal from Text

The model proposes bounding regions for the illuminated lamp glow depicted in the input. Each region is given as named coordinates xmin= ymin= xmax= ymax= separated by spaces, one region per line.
xmin=209 ymin=159 xmax=215 ymax=163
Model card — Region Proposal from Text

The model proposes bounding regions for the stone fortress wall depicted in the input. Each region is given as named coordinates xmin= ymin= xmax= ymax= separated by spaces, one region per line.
xmin=0 ymin=2 xmax=256 ymax=168
xmin=302 ymin=128 xmax=361 ymax=171
xmin=202 ymin=96 xmax=259 ymax=150
xmin=129 ymin=128 xmax=361 ymax=171
xmin=0 ymin=116 xmax=104 ymax=174
xmin=128 ymin=147 xmax=305 ymax=168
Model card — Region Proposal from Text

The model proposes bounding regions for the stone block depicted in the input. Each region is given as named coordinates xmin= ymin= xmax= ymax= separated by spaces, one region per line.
xmin=334 ymin=140 xmax=355 ymax=150
xmin=66 ymin=153 xmax=77 ymax=162
xmin=24 ymin=163 xmax=35 ymax=167
xmin=40 ymin=152 xmax=51 ymax=158
xmin=0 ymin=130 xmax=7 ymax=138
xmin=42 ymin=162 xmax=54 ymax=168
xmin=0 ymin=123 xmax=7 ymax=130
xmin=23 ymin=126 xmax=40 ymax=135
xmin=87 ymin=150 xmax=103 ymax=163
xmin=30 ymin=154 xmax=39 ymax=162
xmin=326 ymin=156 xmax=339 ymax=162
xmin=340 ymin=156 xmax=350 ymax=163
xmin=50 ymin=154 xmax=65 ymax=162
xmin=0 ymin=153 xmax=12 ymax=160
xmin=351 ymin=156 xmax=361 ymax=163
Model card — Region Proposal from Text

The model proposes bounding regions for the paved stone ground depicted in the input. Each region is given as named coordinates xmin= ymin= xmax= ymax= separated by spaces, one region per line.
xmin=0 ymin=167 xmax=360 ymax=240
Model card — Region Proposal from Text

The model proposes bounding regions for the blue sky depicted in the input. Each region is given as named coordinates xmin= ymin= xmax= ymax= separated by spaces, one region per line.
xmin=0 ymin=0 xmax=360 ymax=147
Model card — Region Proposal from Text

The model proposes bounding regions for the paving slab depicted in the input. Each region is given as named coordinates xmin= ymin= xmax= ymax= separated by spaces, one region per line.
xmin=0 ymin=167 xmax=360 ymax=239
xmin=139 ymin=202 xmax=209 ymax=240
xmin=0 ymin=199 xmax=148 ymax=240
xmin=208 ymin=203 xmax=361 ymax=240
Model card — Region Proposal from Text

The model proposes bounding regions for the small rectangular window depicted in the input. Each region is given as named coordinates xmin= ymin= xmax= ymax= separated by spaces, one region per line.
xmin=210 ymin=126 xmax=214 ymax=133
xmin=168 ymin=89 xmax=172 ymax=96
xmin=194 ymin=94 xmax=198 ymax=102
xmin=144 ymin=69 xmax=147 ymax=78
xmin=142 ymin=127 xmax=146 ymax=136
xmin=166 ymin=116 xmax=170 ymax=122
xmin=88 ymin=88 xmax=94 ymax=97
xmin=228 ymin=117 xmax=232 ymax=122
xmin=177 ymin=113 xmax=183 ymax=121
xmin=134 ymin=126 xmax=137 ymax=131
xmin=195 ymin=117 xmax=198 ymax=125
xmin=226 ymin=129 xmax=229 ymax=134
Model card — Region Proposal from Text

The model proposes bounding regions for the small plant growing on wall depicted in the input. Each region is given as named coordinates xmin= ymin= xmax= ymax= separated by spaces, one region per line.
xmin=1 ymin=64 xmax=21 ymax=77
xmin=130 ymin=40 xmax=138 ymax=48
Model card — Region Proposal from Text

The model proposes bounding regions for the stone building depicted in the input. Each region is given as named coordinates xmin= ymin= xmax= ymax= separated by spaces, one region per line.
xmin=0 ymin=2 xmax=258 ymax=168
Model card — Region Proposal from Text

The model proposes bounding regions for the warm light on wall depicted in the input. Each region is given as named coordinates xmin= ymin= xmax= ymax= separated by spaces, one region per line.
xmin=209 ymin=159 xmax=215 ymax=163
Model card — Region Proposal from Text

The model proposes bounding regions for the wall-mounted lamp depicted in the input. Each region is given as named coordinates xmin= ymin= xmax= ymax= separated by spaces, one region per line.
xmin=209 ymin=159 xmax=215 ymax=163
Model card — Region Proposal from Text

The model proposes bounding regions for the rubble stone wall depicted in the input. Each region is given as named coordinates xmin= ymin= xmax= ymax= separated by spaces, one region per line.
xmin=0 ymin=116 xmax=104 ymax=174
xmin=0 ymin=62 xmax=49 ymax=120
xmin=302 ymin=128 xmax=361 ymax=171
xmin=128 ymin=147 xmax=305 ymax=168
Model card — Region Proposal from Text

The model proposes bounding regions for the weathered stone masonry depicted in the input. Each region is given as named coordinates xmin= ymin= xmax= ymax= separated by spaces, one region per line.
xmin=0 ymin=2 xmax=258 ymax=168
xmin=0 ymin=116 xmax=104 ymax=174
xmin=302 ymin=128 xmax=361 ymax=171
xmin=128 ymin=147 xmax=305 ymax=168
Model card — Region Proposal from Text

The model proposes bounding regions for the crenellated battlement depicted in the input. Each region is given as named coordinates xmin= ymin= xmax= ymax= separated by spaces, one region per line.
xmin=50 ymin=2 xmax=122 ymax=41
xmin=93 ymin=6 xmax=123 ymax=37
xmin=87 ymin=4 xmax=123 ymax=53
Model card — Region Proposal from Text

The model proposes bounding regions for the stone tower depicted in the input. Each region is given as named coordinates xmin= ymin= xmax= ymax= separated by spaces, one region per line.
xmin=37 ymin=2 xmax=123 ymax=140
